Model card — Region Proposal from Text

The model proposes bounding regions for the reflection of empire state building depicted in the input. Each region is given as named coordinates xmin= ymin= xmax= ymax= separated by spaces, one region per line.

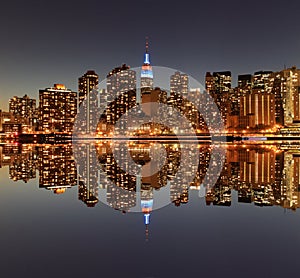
xmin=140 ymin=38 xmax=154 ymax=96
xmin=141 ymin=189 xmax=153 ymax=241
xmin=137 ymin=165 xmax=154 ymax=241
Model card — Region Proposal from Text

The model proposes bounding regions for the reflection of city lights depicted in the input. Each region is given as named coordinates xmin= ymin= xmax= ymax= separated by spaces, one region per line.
xmin=4 ymin=141 xmax=300 ymax=211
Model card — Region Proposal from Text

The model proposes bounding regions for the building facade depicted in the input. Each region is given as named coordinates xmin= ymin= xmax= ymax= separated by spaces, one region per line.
xmin=140 ymin=38 xmax=154 ymax=96
xmin=9 ymin=94 xmax=37 ymax=132
xmin=39 ymin=84 xmax=77 ymax=133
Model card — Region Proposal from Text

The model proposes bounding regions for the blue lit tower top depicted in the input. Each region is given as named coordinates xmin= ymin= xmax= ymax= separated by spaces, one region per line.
xmin=141 ymin=37 xmax=154 ymax=90
xmin=141 ymin=198 xmax=153 ymax=241
xmin=144 ymin=38 xmax=151 ymax=64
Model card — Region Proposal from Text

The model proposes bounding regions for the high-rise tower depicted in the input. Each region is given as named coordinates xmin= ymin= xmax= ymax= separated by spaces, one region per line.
xmin=140 ymin=38 xmax=154 ymax=95
xmin=39 ymin=84 xmax=77 ymax=133
xmin=78 ymin=70 xmax=99 ymax=134
xmin=170 ymin=71 xmax=189 ymax=95
xmin=78 ymin=70 xmax=99 ymax=106
xmin=9 ymin=94 xmax=37 ymax=132
xmin=106 ymin=64 xmax=137 ymax=127
xmin=141 ymin=188 xmax=153 ymax=242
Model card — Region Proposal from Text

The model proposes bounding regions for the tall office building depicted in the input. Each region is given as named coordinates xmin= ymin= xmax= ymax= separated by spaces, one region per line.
xmin=213 ymin=71 xmax=231 ymax=93
xmin=279 ymin=66 xmax=300 ymax=126
xmin=206 ymin=71 xmax=231 ymax=126
xmin=227 ymin=88 xmax=241 ymax=129
xmin=228 ymin=73 xmax=252 ymax=122
xmin=238 ymin=74 xmax=252 ymax=90
xmin=78 ymin=70 xmax=99 ymax=106
xmin=39 ymin=84 xmax=77 ymax=133
xmin=77 ymin=70 xmax=99 ymax=134
xmin=227 ymin=74 xmax=251 ymax=126
xmin=228 ymin=70 xmax=284 ymax=131
xmin=140 ymin=38 xmax=153 ymax=95
xmin=205 ymin=72 xmax=214 ymax=93
xmin=169 ymin=72 xmax=202 ymax=131
xmin=142 ymin=87 xmax=167 ymax=117
xmin=9 ymin=94 xmax=36 ymax=119
xmin=271 ymin=73 xmax=284 ymax=126
xmin=0 ymin=110 xmax=15 ymax=133
xmin=105 ymin=64 xmax=137 ymax=130
xmin=253 ymin=71 xmax=274 ymax=93
xmin=107 ymin=64 xmax=136 ymax=96
xmin=240 ymin=92 xmax=275 ymax=129
xmin=170 ymin=71 xmax=189 ymax=95
xmin=9 ymin=94 xmax=37 ymax=132
xmin=169 ymin=71 xmax=190 ymax=126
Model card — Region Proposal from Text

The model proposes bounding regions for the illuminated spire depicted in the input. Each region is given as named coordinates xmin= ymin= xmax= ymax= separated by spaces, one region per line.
xmin=141 ymin=194 xmax=153 ymax=242
xmin=145 ymin=224 xmax=149 ymax=242
xmin=141 ymin=36 xmax=153 ymax=89
xmin=145 ymin=36 xmax=149 ymax=54
xmin=144 ymin=37 xmax=151 ymax=65
xmin=144 ymin=213 xmax=150 ymax=242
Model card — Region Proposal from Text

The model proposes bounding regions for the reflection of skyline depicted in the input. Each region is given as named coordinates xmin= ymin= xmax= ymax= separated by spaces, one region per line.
xmin=1 ymin=143 xmax=300 ymax=211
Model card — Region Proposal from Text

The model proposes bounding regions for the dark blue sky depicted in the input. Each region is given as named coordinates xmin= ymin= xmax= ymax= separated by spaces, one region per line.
xmin=1 ymin=0 xmax=300 ymax=109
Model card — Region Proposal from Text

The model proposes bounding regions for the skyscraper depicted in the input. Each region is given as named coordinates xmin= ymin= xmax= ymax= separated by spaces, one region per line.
xmin=78 ymin=70 xmax=99 ymax=105
xmin=271 ymin=74 xmax=284 ymax=126
xmin=9 ymin=94 xmax=37 ymax=132
xmin=226 ymin=74 xmax=250 ymax=128
xmin=240 ymin=92 xmax=275 ymax=129
xmin=140 ymin=38 xmax=154 ymax=96
xmin=279 ymin=66 xmax=300 ymax=126
xmin=238 ymin=74 xmax=252 ymax=90
xmin=106 ymin=64 xmax=136 ymax=96
xmin=208 ymin=71 xmax=232 ymax=126
xmin=39 ymin=84 xmax=77 ymax=133
xmin=78 ymin=70 xmax=99 ymax=134
xmin=170 ymin=71 xmax=189 ymax=95
xmin=253 ymin=71 xmax=273 ymax=92
xmin=9 ymin=94 xmax=36 ymax=119
xmin=213 ymin=71 xmax=231 ymax=93
xmin=169 ymin=72 xmax=203 ymax=131
xmin=105 ymin=64 xmax=136 ymax=130
xmin=0 ymin=110 xmax=15 ymax=133
xmin=205 ymin=72 xmax=214 ymax=93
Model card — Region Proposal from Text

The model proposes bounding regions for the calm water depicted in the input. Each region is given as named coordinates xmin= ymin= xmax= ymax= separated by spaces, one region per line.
xmin=0 ymin=142 xmax=300 ymax=278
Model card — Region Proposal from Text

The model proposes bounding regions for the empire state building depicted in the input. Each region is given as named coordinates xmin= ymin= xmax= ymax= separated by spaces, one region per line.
xmin=140 ymin=38 xmax=154 ymax=92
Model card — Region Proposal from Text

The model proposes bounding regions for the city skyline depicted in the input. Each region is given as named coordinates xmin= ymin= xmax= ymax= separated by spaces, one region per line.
xmin=2 ymin=62 xmax=300 ymax=136
xmin=3 ymin=63 xmax=299 ymax=110
xmin=2 ymin=1 xmax=300 ymax=277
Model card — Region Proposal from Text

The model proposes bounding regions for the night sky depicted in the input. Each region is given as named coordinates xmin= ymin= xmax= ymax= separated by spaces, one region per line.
xmin=0 ymin=0 xmax=299 ymax=110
